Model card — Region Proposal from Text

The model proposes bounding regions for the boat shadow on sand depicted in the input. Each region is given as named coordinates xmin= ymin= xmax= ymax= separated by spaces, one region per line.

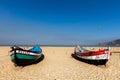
xmin=71 ymin=53 xmax=107 ymax=66
xmin=15 ymin=54 xmax=45 ymax=67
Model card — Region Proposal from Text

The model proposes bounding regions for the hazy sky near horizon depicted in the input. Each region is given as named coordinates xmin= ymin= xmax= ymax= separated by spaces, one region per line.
xmin=0 ymin=0 xmax=120 ymax=45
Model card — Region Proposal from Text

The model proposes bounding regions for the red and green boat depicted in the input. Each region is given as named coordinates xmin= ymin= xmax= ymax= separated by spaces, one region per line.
xmin=74 ymin=45 xmax=112 ymax=65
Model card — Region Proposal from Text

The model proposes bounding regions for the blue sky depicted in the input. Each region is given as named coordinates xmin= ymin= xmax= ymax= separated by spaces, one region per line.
xmin=0 ymin=0 xmax=120 ymax=45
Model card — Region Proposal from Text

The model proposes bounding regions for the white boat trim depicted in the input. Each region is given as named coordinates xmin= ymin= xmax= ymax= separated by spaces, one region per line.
xmin=10 ymin=50 xmax=42 ymax=56
xmin=76 ymin=53 xmax=110 ymax=60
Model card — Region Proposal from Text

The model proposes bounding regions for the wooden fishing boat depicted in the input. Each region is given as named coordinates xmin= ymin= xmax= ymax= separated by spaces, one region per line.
xmin=74 ymin=45 xmax=112 ymax=65
xmin=10 ymin=45 xmax=42 ymax=66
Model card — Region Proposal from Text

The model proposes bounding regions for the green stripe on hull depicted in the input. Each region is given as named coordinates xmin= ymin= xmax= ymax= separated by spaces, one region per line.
xmin=10 ymin=53 xmax=40 ymax=60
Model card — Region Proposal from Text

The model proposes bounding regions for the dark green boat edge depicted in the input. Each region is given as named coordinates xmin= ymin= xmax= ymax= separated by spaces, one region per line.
xmin=10 ymin=53 xmax=43 ymax=66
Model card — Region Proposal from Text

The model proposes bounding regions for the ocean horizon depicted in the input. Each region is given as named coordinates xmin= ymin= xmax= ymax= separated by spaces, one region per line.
xmin=0 ymin=44 xmax=119 ymax=47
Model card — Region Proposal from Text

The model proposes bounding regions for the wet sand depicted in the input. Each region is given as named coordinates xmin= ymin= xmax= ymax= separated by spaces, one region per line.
xmin=0 ymin=46 xmax=120 ymax=80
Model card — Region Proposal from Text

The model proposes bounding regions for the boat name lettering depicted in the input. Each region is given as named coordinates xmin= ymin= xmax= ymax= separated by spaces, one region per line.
xmin=18 ymin=50 xmax=30 ymax=54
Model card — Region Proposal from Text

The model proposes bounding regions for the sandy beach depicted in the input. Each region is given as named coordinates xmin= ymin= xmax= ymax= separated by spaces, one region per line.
xmin=0 ymin=46 xmax=120 ymax=80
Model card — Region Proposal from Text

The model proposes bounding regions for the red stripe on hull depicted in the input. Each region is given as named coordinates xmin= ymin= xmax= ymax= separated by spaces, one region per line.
xmin=76 ymin=50 xmax=107 ymax=56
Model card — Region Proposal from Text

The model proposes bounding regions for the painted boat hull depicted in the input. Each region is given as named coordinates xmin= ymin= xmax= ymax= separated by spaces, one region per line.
xmin=10 ymin=53 xmax=42 ymax=65
xmin=74 ymin=53 xmax=108 ymax=65
xmin=10 ymin=46 xmax=42 ymax=66
xmin=73 ymin=45 xmax=112 ymax=65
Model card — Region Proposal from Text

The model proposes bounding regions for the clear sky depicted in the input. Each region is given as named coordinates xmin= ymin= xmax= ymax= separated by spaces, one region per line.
xmin=0 ymin=0 xmax=120 ymax=45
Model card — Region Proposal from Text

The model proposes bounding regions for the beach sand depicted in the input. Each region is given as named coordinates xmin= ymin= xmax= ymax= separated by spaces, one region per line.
xmin=0 ymin=46 xmax=120 ymax=80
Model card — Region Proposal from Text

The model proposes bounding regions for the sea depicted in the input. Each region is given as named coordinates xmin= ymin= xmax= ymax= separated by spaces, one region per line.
xmin=0 ymin=44 xmax=119 ymax=47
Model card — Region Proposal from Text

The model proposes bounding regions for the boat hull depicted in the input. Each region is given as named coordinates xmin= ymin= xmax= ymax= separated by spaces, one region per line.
xmin=74 ymin=53 xmax=108 ymax=65
xmin=73 ymin=45 xmax=111 ymax=65
xmin=10 ymin=51 xmax=42 ymax=66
